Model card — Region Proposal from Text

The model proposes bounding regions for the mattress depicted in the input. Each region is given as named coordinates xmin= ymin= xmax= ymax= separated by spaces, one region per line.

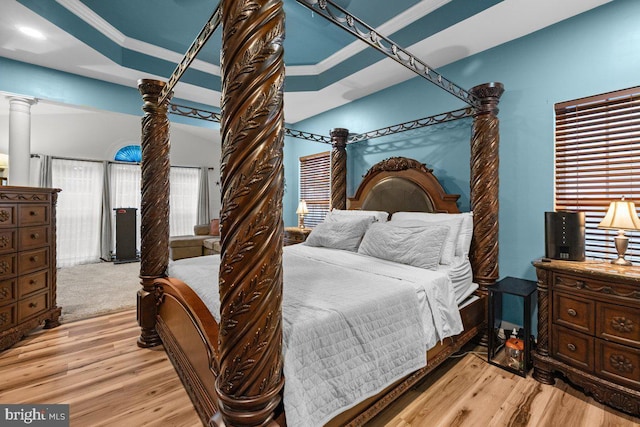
xmin=437 ymin=255 xmax=478 ymax=304
xmin=168 ymin=244 xmax=464 ymax=427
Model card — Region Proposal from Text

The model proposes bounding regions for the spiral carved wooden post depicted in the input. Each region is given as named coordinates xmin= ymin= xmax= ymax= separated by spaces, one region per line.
xmin=469 ymin=82 xmax=504 ymax=288
xmin=532 ymin=267 xmax=554 ymax=384
xmin=137 ymin=79 xmax=172 ymax=348
xmin=212 ymin=0 xmax=285 ymax=425
xmin=330 ymin=128 xmax=348 ymax=210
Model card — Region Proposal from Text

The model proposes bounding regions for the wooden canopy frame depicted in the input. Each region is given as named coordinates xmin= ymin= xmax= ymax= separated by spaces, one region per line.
xmin=136 ymin=1 xmax=504 ymax=425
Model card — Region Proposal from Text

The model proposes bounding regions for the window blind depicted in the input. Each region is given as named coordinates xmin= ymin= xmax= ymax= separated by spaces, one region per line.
xmin=299 ymin=152 xmax=330 ymax=228
xmin=555 ymin=86 xmax=640 ymax=262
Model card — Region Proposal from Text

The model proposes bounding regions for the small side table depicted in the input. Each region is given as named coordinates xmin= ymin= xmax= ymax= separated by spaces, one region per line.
xmin=284 ymin=227 xmax=311 ymax=246
xmin=488 ymin=276 xmax=537 ymax=377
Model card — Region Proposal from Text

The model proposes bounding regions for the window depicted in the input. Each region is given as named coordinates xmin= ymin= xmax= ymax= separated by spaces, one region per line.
xmin=170 ymin=167 xmax=200 ymax=236
xmin=555 ymin=86 xmax=640 ymax=262
xmin=110 ymin=163 xmax=142 ymax=252
xmin=52 ymin=159 xmax=104 ymax=267
xmin=299 ymin=152 xmax=330 ymax=228
xmin=114 ymin=145 xmax=141 ymax=163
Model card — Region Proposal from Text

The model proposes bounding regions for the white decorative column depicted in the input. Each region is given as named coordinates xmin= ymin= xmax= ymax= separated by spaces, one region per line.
xmin=8 ymin=97 xmax=37 ymax=186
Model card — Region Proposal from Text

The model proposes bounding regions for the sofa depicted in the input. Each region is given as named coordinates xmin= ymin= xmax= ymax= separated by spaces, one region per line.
xmin=169 ymin=221 xmax=221 ymax=261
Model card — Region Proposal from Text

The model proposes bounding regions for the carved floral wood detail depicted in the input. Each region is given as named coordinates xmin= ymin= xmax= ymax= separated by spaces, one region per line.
xmin=611 ymin=316 xmax=635 ymax=333
xmin=362 ymin=156 xmax=431 ymax=179
xmin=213 ymin=0 xmax=286 ymax=425
xmin=609 ymin=354 xmax=634 ymax=373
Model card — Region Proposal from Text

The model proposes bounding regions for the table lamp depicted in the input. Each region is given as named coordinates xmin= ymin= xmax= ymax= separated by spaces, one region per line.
xmin=598 ymin=197 xmax=640 ymax=266
xmin=296 ymin=200 xmax=308 ymax=228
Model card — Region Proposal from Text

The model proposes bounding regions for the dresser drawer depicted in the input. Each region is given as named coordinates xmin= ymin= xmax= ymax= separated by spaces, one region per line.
xmin=18 ymin=292 xmax=49 ymax=322
xmin=18 ymin=204 xmax=50 ymax=227
xmin=18 ymin=270 xmax=49 ymax=298
xmin=555 ymin=272 xmax=640 ymax=305
xmin=0 ymin=254 xmax=17 ymax=280
xmin=0 ymin=229 xmax=17 ymax=254
xmin=596 ymin=339 xmax=640 ymax=389
xmin=0 ymin=304 xmax=17 ymax=331
xmin=18 ymin=226 xmax=50 ymax=251
xmin=553 ymin=325 xmax=594 ymax=372
xmin=0 ymin=205 xmax=17 ymax=228
xmin=597 ymin=302 xmax=640 ymax=348
xmin=0 ymin=279 xmax=17 ymax=304
xmin=554 ymin=292 xmax=594 ymax=334
xmin=18 ymin=248 xmax=49 ymax=276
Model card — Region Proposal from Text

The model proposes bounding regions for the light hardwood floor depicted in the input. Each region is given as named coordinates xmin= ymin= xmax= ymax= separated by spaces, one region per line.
xmin=0 ymin=309 xmax=638 ymax=427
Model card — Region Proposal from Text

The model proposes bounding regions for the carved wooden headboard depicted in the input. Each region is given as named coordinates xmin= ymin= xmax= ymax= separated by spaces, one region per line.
xmin=348 ymin=157 xmax=460 ymax=216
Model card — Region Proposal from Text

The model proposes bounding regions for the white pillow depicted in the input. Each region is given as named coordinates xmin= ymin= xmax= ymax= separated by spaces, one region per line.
xmin=325 ymin=208 xmax=389 ymax=223
xmin=305 ymin=216 xmax=373 ymax=252
xmin=457 ymin=212 xmax=473 ymax=257
xmin=358 ymin=222 xmax=450 ymax=271
xmin=389 ymin=217 xmax=462 ymax=265
xmin=390 ymin=211 xmax=473 ymax=258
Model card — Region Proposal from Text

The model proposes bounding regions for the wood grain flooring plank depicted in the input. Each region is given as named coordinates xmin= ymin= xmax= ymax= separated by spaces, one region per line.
xmin=2 ymin=309 xmax=639 ymax=427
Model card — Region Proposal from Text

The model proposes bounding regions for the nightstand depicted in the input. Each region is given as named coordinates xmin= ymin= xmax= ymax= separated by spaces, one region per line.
xmin=532 ymin=259 xmax=640 ymax=416
xmin=284 ymin=227 xmax=311 ymax=246
xmin=488 ymin=277 xmax=537 ymax=377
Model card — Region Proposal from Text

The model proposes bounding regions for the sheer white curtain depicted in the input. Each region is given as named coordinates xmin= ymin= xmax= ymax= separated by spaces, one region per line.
xmin=110 ymin=163 xmax=142 ymax=253
xmin=52 ymin=159 xmax=104 ymax=267
xmin=170 ymin=167 xmax=199 ymax=236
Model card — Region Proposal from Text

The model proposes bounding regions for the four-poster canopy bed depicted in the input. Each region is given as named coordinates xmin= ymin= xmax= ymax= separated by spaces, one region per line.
xmin=136 ymin=1 xmax=504 ymax=425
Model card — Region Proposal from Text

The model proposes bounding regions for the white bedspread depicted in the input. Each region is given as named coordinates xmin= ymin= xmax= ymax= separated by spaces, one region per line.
xmin=168 ymin=244 xmax=463 ymax=427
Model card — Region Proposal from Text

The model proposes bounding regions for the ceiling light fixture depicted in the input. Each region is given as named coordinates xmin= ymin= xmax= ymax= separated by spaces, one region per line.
xmin=17 ymin=26 xmax=46 ymax=40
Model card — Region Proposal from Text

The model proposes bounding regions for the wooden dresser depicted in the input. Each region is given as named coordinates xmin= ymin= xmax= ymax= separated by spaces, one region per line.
xmin=284 ymin=226 xmax=311 ymax=246
xmin=532 ymin=259 xmax=640 ymax=416
xmin=0 ymin=186 xmax=61 ymax=351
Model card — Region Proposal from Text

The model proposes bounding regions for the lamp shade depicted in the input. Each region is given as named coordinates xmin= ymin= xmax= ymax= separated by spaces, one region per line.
xmin=296 ymin=200 xmax=309 ymax=215
xmin=598 ymin=198 xmax=640 ymax=231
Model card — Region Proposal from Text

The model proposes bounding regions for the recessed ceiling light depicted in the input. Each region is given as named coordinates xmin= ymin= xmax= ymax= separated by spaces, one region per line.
xmin=17 ymin=26 xmax=46 ymax=40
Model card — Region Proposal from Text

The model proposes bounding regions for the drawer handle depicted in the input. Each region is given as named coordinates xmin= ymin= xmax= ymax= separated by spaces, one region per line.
xmin=567 ymin=308 xmax=577 ymax=317
xmin=0 ymin=287 xmax=8 ymax=297
xmin=29 ymin=279 xmax=38 ymax=285
xmin=575 ymin=280 xmax=585 ymax=289
xmin=30 ymin=233 xmax=40 ymax=240
xmin=29 ymin=211 xmax=37 ymax=216
xmin=567 ymin=343 xmax=577 ymax=352
xmin=28 ymin=302 xmax=38 ymax=308
xmin=30 ymin=256 xmax=39 ymax=263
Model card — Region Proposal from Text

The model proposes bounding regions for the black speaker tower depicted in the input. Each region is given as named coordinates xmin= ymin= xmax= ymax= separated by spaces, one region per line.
xmin=114 ymin=207 xmax=139 ymax=264
xmin=544 ymin=211 xmax=586 ymax=261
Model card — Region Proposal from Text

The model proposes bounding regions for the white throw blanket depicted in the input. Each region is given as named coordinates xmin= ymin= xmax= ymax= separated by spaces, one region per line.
xmin=169 ymin=244 xmax=463 ymax=427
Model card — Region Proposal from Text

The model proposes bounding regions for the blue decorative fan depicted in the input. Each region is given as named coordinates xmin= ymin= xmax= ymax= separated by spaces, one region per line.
xmin=114 ymin=145 xmax=142 ymax=163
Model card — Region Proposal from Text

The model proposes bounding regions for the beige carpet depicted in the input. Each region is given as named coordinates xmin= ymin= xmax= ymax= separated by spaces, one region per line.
xmin=57 ymin=261 xmax=141 ymax=323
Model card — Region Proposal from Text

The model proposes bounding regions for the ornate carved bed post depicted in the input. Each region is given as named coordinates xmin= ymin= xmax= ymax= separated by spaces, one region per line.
xmin=212 ymin=0 xmax=286 ymax=425
xmin=469 ymin=82 xmax=504 ymax=288
xmin=137 ymin=79 xmax=172 ymax=348
xmin=330 ymin=127 xmax=349 ymax=210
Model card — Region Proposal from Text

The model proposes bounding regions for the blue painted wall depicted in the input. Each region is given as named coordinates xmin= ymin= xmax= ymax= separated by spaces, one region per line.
xmin=0 ymin=57 xmax=220 ymax=130
xmin=287 ymin=0 xmax=640 ymax=284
